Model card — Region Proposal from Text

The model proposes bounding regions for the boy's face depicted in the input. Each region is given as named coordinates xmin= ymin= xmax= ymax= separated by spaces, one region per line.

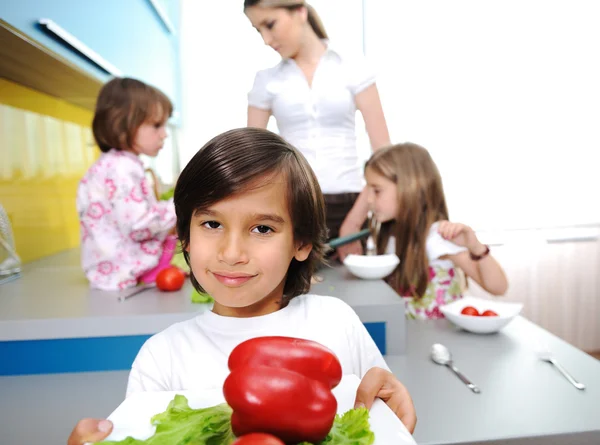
xmin=365 ymin=167 xmax=399 ymax=223
xmin=187 ymin=174 xmax=312 ymax=317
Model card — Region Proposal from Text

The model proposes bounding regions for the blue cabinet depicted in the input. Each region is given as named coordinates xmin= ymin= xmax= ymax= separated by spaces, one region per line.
xmin=0 ymin=0 xmax=181 ymax=121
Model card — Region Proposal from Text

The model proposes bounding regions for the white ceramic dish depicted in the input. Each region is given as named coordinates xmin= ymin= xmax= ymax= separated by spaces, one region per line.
xmin=440 ymin=296 xmax=523 ymax=334
xmin=343 ymin=254 xmax=400 ymax=280
xmin=102 ymin=374 xmax=416 ymax=444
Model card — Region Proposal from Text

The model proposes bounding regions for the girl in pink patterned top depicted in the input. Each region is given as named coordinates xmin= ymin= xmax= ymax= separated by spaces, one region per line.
xmin=76 ymin=78 xmax=177 ymax=290
xmin=364 ymin=143 xmax=508 ymax=319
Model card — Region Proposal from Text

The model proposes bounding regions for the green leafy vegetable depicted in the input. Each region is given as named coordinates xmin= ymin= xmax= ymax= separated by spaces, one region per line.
xmin=313 ymin=407 xmax=375 ymax=444
xmin=191 ymin=289 xmax=213 ymax=304
xmin=100 ymin=396 xmax=374 ymax=445
xmin=99 ymin=396 xmax=235 ymax=445
xmin=159 ymin=188 xmax=175 ymax=201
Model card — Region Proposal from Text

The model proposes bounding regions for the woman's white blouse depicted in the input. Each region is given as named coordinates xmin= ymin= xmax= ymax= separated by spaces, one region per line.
xmin=248 ymin=42 xmax=376 ymax=194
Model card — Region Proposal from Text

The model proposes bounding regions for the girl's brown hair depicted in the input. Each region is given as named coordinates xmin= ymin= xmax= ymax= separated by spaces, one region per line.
xmin=244 ymin=0 xmax=328 ymax=39
xmin=365 ymin=143 xmax=449 ymax=298
xmin=174 ymin=127 xmax=327 ymax=302
xmin=92 ymin=77 xmax=173 ymax=153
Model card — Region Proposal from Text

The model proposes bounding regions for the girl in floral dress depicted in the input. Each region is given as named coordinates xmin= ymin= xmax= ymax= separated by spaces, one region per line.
xmin=76 ymin=78 xmax=176 ymax=290
xmin=364 ymin=143 xmax=508 ymax=319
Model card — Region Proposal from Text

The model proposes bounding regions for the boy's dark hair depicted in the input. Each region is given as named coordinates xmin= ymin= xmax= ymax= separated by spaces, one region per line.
xmin=92 ymin=77 xmax=173 ymax=152
xmin=174 ymin=127 xmax=327 ymax=301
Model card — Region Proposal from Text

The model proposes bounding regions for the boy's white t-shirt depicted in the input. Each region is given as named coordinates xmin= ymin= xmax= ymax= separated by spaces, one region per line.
xmin=126 ymin=294 xmax=389 ymax=397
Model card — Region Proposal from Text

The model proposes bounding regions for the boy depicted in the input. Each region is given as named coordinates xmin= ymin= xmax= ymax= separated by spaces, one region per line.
xmin=68 ymin=128 xmax=416 ymax=444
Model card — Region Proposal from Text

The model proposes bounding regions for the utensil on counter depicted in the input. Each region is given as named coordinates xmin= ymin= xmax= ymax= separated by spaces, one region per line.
xmin=431 ymin=343 xmax=481 ymax=393
xmin=537 ymin=346 xmax=586 ymax=390
xmin=118 ymin=283 xmax=157 ymax=302
xmin=365 ymin=211 xmax=381 ymax=256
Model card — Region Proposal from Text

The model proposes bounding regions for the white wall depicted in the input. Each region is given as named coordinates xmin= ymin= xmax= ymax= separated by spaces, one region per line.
xmin=364 ymin=0 xmax=600 ymax=230
xmin=179 ymin=0 xmax=600 ymax=231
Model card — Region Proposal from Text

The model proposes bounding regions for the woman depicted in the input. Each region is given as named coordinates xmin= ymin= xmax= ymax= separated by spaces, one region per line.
xmin=244 ymin=0 xmax=391 ymax=259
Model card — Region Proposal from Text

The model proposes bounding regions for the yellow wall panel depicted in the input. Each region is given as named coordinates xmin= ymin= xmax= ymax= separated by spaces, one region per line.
xmin=0 ymin=79 xmax=97 ymax=263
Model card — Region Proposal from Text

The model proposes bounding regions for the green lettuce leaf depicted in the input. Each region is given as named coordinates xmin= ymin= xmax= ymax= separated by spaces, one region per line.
xmin=99 ymin=396 xmax=374 ymax=445
xmin=318 ymin=407 xmax=375 ymax=445
xmin=99 ymin=396 xmax=235 ymax=445
xmin=159 ymin=188 xmax=175 ymax=201
xmin=191 ymin=289 xmax=213 ymax=304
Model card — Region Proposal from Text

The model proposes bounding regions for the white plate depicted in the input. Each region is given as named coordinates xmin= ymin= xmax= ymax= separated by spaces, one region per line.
xmin=103 ymin=375 xmax=416 ymax=444
xmin=440 ymin=296 xmax=523 ymax=334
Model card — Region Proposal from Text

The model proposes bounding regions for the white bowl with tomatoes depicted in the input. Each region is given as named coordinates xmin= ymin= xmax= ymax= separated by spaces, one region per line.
xmin=440 ymin=296 xmax=524 ymax=334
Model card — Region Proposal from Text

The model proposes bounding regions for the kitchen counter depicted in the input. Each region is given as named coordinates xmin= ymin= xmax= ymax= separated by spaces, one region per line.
xmin=0 ymin=249 xmax=405 ymax=375
xmin=1 ymin=317 xmax=598 ymax=445
xmin=386 ymin=317 xmax=600 ymax=444
xmin=1 ymin=250 xmax=598 ymax=444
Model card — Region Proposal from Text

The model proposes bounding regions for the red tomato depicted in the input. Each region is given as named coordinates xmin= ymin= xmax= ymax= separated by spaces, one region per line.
xmin=233 ymin=433 xmax=285 ymax=445
xmin=460 ymin=306 xmax=480 ymax=316
xmin=223 ymin=365 xmax=337 ymax=444
xmin=228 ymin=336 xmax=342 ymax=389
xmin=482 ymin=310 xmax=498 ymax=317
xmin=155 ymin=267 xmax=185 ymax=292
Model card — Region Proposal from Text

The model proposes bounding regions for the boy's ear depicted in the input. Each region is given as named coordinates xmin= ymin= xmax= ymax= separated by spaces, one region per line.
xmin=294 ymin=242 xmax=313 ymax=262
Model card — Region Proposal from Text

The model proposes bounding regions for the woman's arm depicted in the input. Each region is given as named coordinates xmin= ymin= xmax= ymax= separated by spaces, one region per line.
xmin=355 ymin=83 xmax=391 ymax=151
xmin=247 ymin=106 xmax=271 ymax=128
xmin=337 ymin=84 xmax=391 ymax=260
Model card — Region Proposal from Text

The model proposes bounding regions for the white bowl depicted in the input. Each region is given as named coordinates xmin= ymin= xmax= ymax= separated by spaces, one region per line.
xmin=343 ymin=254 xmax=400 ymax=280
xmin=440 ymin=296 xmax=523 ymax=334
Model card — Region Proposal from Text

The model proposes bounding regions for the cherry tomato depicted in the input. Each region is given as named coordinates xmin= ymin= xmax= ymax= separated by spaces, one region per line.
xmin=155 ymin=267 xmax=185 ymax=292
xmin=223 ymin=365 xmax=337 ymax=444
xmin=482 ymin=310 xmax=498 ymax=317
xmin=232 ymin=433 xmax=285 ymax=445
xmin=460 ymin=306 xmax=480 ymax=316
xmin=228 ymin=336 xmax=342 ymax=389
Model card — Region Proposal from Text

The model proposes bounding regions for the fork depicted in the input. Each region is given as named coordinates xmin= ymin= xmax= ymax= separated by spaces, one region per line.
xmin=537 ymin=344 xmax=586 ymax=390
xmin=366 ymin=211 xmax=381 ymax=256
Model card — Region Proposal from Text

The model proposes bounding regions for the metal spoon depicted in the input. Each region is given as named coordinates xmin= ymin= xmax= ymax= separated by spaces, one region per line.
xmin=431 ymin=343 xmax=481 ymax=393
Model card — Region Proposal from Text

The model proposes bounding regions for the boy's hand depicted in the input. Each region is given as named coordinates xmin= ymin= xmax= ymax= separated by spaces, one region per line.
xmin=67 ymin=419 xmax=112 ymax=445
xmin=354 ymin=367 xmax=417 ymax=434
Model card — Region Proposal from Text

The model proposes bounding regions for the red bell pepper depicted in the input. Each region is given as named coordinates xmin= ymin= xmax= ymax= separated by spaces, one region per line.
xmin=232 ymin=432 xmax=286 ymax=445
xmin=227 ymin=336 xmax=343 ymax=389
xmin=223 ymin=336 xmax=343 ymax=443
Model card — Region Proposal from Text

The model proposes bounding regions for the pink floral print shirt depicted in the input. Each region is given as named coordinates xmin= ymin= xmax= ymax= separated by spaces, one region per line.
xmin=76 ymin=149 xmax=176 ymax=290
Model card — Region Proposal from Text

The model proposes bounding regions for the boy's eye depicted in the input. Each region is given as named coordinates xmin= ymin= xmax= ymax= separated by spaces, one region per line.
xmin=202 ymin=221 xmax=222 ymax=229
xmin=266 ymin=20 xmax=276 ymax=30
xmin=252 ymin=225 xmax=273 ymax=235
xmin=154 ymin=122 xmax=164 ymax=129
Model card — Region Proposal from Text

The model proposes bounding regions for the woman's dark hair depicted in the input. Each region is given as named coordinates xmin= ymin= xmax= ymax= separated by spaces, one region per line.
xmin=174 ymin=127 xmax=327 ymax=301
